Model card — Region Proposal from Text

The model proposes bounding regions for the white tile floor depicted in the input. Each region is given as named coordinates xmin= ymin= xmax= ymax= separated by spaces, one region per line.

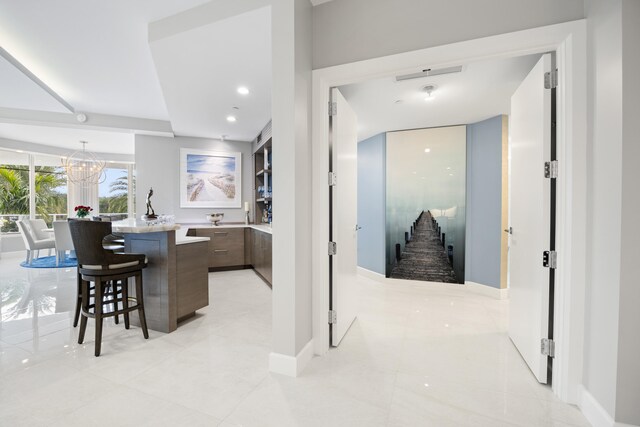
xmin=0 ymin=251 xmax=589 ymax=426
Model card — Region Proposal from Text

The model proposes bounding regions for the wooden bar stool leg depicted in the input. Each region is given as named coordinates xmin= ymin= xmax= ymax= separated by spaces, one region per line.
xmin=122 ymin=278 xmax=130 ymax=329
xmin=135 ymin=272 xmax=149 ymax=339
xmin=73 ymin=270 xmax=82 ymax=327
xmin=112 ymin=281 xmax=119 ymax=325
xmin=78 ymin=278 xmax=89 ymax=344
xmin=95 ymin=279 xmax=104 ymax=357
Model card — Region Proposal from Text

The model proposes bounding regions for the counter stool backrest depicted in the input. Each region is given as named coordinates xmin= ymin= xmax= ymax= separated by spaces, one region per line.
xmin=69 ymin=220 xmax=113 ymax=268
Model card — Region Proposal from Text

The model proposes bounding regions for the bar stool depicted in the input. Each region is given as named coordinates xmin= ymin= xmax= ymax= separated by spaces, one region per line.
xmin=69 ymin=220 xmax=149 ymax=356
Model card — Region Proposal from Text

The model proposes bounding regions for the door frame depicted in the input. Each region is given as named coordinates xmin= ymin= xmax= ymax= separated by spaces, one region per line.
xmin=311 ymin=20 xmax=587 ymax=403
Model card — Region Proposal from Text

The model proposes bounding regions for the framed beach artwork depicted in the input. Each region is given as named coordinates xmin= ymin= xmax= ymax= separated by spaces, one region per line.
xmin=180 ymin=149 xmax=242 ymax=208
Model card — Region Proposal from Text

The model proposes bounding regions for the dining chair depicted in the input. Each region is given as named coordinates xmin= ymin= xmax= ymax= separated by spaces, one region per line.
xmin=52 ymin=221 xmax=75 ymax=266
xmin=16 ymin=219 xmax=56 ymax=265
xmin=30 ymin=218 xmax=52 ymax=242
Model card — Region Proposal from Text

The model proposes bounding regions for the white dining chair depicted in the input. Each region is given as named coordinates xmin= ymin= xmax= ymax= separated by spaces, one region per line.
xmin=30 ymin=218 xmax=52 ymax=241
xmin=53 ymin=221 xmax=75 ymax=266
xmin=16 ymin=219 xmax=56 ymax=265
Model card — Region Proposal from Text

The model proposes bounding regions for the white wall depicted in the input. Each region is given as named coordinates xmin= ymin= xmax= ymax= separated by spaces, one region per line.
xmin=312 ymin=0 xmax=585 ymax=68
xmin=134 ymin=134 xmax=253 ymax=223
xmin=616 ymin=1 xmax=640 ymax=423
xmin=583 ymin=0 xmax=622 ymax=419
xmin=583 ymin=0 xmax=640 ymax=425
xmin=270 ymin=0 xmax=313 ymax=362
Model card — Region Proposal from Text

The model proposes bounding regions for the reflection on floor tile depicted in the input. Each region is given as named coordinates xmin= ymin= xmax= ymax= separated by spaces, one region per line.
xmin=0 ymin=251 xmax=589 ymax=426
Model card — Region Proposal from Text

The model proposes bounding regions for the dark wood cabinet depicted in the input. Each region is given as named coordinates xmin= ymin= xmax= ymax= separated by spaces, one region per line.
xmin=251 ymin=229 xmax=272 ymax=285
xmin=176 ymin=240 xmax=209 ymax=320
xmin=195 ymin=228 xmax=245 ymax=268
xmin=188 ymin=226 xmax=272 ymax=286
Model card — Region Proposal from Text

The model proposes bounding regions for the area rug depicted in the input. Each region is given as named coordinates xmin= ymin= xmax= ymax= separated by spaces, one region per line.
xmin=20 ymin=255 xmax=77 ymax=269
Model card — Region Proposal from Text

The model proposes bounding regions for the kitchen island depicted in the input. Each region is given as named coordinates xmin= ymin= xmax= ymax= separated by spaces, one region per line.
xmin=112 ymin=220 xmax=210 ymax=333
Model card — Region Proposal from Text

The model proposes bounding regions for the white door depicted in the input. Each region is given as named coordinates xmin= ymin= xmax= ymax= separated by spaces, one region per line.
xmin=330 ymin=87 xmax=359 ymax=346
xmin=508 ymin=53 xmax=554 ymax=383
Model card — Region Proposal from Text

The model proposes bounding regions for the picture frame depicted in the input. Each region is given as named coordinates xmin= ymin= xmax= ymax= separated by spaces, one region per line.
xmin=180 ymin=148 xmax=241 ymax=208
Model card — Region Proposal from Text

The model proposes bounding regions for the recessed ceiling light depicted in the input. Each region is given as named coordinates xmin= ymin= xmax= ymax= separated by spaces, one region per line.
xmin=449 ymin=173 xmax=454 ymax=176
xmin=446 ymin=166 xmax=451 ymax=170
xmin=237 ymin=86 xmax=249 ymax=95
xmin=424 ymin=148 xmax=431 ymax=153
xmin=16 ymin=150 xmax=24 ymax=153
xmin=226 ymin=115 xmax=237 ymax=122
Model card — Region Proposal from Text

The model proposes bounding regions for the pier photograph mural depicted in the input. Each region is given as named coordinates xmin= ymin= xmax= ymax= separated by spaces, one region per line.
xmin=385 ymin=126 xmax=466 ymax=283
xmin=180 ymin=148 xmax=241 ymax=208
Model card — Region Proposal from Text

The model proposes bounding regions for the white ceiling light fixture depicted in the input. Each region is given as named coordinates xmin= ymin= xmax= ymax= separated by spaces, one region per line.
xmin=424 ymin=148 xmax=431 ymax=153
xmin=226 ymin=115 xmax=237 ymax=122
xmin=237 ymin=86 xmax=249 ymax=95
xmin=61 ymin=141 xmax=106 ymax=186
xmin=423 ymin=85 xmax=436 ymax=102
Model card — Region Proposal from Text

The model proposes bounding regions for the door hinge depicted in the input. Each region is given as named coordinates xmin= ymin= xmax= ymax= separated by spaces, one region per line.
xmin=544 ymin=69 xmax=558 ymax=89
xmin=328 ymin=310 xmax=337 ymax=324
xmin=328 ymin=171 xmax=337 ymax=186
xmin=329 ymin=101 xmax=337 ymax=116
xmin=543 ymin=250 xmax=558 ymax=269
xmin=541 ymin=338 xmax=555 ymax=357
xmin=328 ymin=241 xmax=337 ymax=256
xmin=544 ymin=160 xmax=558 ymax=179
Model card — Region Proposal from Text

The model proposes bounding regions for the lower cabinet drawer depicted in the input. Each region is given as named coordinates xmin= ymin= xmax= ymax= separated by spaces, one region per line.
xmin=209 ymin=247 xmax=245 ymax=267
xmin=195 ymin=228 xmax=245 ymax=268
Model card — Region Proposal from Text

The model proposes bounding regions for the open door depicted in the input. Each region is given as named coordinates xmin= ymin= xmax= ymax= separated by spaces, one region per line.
xmin=508 ymin=53 xmax=556 ymax=384
xmin=329 ymin=87 xmax=358 ymax=346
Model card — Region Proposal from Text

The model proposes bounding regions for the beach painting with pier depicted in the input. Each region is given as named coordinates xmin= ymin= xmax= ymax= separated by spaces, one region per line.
xmin=180 ymin=149 xmax=241 ymax=208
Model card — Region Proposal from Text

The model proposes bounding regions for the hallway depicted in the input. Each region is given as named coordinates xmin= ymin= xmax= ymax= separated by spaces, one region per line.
xmin=390 ymin=211 xmax=458 ymax=283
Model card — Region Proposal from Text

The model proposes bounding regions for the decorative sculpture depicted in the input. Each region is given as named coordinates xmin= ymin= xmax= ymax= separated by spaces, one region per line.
xmin=143 ymin=187 xmax=157 ymax=219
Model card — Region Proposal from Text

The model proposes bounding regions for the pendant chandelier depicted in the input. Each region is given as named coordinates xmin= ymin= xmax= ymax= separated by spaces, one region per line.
xmin=62 ymin=141 xmax=106 ymax=186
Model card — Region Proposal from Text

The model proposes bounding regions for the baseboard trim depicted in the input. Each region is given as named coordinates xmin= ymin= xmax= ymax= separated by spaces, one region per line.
xmin=269 ymin=339 xmax=314 ymax=377
xmin=577 ymin=384 xmax=629 ymax=427
xmin=357 ymin=266 xmax=386 ymax=282
xmin=464 ymin=281 xmax=509 ymax=300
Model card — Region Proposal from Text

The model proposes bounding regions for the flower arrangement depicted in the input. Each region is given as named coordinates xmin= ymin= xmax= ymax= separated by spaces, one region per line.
xmin=74 ymin=205 xmax=93 ymax=218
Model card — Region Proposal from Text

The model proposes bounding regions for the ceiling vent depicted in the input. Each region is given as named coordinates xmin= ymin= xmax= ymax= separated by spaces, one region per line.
xmin=395 ymin=65 xmax=463 ymax=82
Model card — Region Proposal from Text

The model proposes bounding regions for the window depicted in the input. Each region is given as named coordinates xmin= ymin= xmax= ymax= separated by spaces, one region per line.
xmin=99 ymin=165 xmax=133 ymax=220
xmin=0 ymin=149 xmax=30 ymax=233
xmin=34 ymin=154 xmax=67 ymax=227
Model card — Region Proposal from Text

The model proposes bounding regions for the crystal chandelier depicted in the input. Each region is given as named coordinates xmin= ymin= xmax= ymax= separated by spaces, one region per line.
xmin=61 ymin=141 xmax=106 ymax=185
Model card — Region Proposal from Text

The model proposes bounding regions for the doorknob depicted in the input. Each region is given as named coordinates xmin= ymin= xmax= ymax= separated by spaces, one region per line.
xmin=504 ymin=227 xmax=513 ymax=234
xmin=356 ymin=225 xmax=362 ymax=231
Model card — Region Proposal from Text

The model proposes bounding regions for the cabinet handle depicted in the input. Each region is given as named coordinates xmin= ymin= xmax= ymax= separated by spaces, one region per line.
xmin=213 ymin=232 xmax=228 ymax=235
xmin=214 ymin=249 xmax=228 ymax=253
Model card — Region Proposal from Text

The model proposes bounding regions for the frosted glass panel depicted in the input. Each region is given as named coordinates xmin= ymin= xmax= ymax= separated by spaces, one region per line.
xmin=386 ymin=126 xmax=466 ymax=282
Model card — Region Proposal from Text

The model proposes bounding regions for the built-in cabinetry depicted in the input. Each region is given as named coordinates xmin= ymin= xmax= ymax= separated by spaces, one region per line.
xmin=254 ymin=121 xmax=272 ymax=225
xmin=193 ymin=227 xmax=245 ymax=268
xmin=188 ymin=225 xmax=272 ymax=286
xmin=176 ymin=240 xmax=210 ymax=320
xmin=250 ymin=228 xmax=272 ymax=285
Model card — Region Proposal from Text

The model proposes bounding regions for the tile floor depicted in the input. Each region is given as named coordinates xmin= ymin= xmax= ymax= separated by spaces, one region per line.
xmin=0 ymin=251 xmax=590 ymax=426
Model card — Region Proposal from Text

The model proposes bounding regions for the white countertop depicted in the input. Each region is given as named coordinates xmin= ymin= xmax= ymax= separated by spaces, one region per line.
xmin=182 ymin=223 xmax=272 ymax=235
xmin=112 ymin=219 xmax=181 ymax=233
xmin=176 ymin=236 xmax=210 ymax=246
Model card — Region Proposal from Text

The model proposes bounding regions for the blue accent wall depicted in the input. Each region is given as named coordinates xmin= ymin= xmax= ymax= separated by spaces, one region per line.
xmin=465 ymin=116 xmax=503 ymax=288
xmin=357 ymin=133 xmax=386 ymax=274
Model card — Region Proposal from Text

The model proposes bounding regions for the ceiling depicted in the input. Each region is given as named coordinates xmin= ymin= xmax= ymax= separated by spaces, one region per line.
xmin=0 ymin=123 xmax=134 ymax=155
xmin=0 ymin=0 xmax=271 ymax=154
xmin=338 ymin=54 xmax=541 ymax=141
xmin=150 ymin=6 xmax=272 ymax=141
